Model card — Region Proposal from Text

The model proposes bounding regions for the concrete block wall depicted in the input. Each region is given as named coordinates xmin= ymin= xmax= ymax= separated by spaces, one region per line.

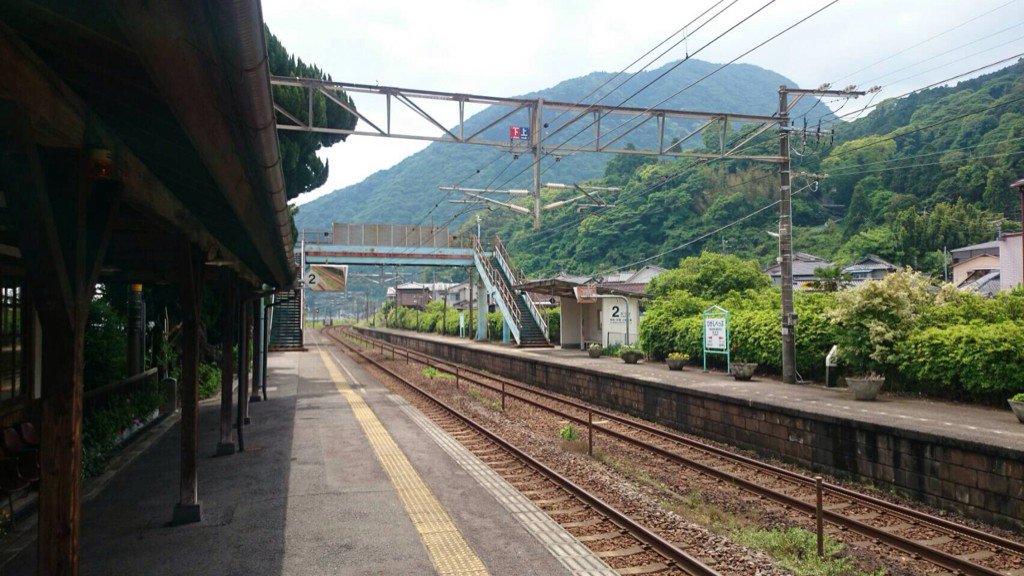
xmin=361 ymin=328 xmax=1024 ymax=530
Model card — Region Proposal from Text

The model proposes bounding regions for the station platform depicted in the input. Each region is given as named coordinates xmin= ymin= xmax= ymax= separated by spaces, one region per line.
xmin=0 ymin=332 xmax=611 ymax=575
xmin=364 ymin=327 xmax=1024 ymax=451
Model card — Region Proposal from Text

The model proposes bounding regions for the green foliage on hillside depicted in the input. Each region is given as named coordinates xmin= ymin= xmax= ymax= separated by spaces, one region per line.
xmin=476 ymin=61 xmax=1024 ymax=278
xmin=266 ymin=27 xmax=357 ymax=201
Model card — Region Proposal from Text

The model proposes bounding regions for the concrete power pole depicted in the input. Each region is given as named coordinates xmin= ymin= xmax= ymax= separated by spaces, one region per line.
xmin=778 ymin=85 xmax=868 ymax=384
xmin=778 ymin=87 xmax=796 ymax=385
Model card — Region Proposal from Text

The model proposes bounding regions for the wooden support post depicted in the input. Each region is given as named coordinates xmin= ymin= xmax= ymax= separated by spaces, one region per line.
xmin=249 ymin=299 xmax=261 ymax=403
xmin=173 ymin=242 xmax=204 ymax=525
xmin=2 ymin=141 xmax=121 ymax=574
xmin=217 ymin=273 xmax=236 ymax=456
xmin=239 ymin=293 xmax=252 ymax=426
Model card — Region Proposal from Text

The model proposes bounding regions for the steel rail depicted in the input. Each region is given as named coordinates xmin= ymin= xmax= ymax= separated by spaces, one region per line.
xmin=338 ymin=327 xmax=1023 ymax=576
xmin=323 ymin=328 xmax=722 ymax=576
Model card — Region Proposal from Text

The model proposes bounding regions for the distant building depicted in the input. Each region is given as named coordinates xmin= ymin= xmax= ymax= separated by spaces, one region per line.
xmin=950 ymin=239 xmax=1000 ymax=265
xmin=952 ymin=253 xmax=1000 ymax=287
xmin=390 ymin=282 xmax=460 ymax=310
xmin=948 ymin=233 xmax=1024 ymax=295
xmin=765 ymin=252 xmax=832 ymax=290
xmin=842 ymin=254 xmax=898 ymax=284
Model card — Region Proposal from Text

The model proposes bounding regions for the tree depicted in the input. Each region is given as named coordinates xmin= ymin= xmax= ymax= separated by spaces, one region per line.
xmin=648 ymin=252 xmax=770 ymax=300
xmin=266 ymin=27 xmax=358 ymax=201
xmin=807 ymin=265 xmax=851 ymax=292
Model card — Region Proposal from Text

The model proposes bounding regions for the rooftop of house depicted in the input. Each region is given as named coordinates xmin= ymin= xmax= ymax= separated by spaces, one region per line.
xmin=766 ymin=252 xmax=832 ymax=277
xmin=950 ymin=239 xmax=1000 ymax=255
xmin=842 ymin=254 xmax=898 ymax=274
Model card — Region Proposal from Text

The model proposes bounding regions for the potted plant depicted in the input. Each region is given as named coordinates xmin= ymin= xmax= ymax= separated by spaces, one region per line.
xmin=666 ymin=352 xmax=688 ymax=371
xmin=619 ymin=345 xmax=643 ymax=364
xmin=588 ymin=343 xmax=603 ymax=358
xmin=730 ymin=360 xmax=757 ymax=381
xmin=1009 ymin=393 xmax=1024 ymax=423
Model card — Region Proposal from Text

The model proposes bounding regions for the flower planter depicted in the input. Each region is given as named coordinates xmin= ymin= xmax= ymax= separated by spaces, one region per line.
xmin=666 ymin=358 xmax=686 ymax=371
xmin=1009 ymin=400 xmax=1024 ymax=423
xmin=588 ymin=347 xmax=603 ymax=358
xmin=621 ymin=351 xmax=643 ymax=364
xmin=847 ymin=376 xmax=885 ymax=401
xmin=730 ymin=362 xmax=757 ymax=381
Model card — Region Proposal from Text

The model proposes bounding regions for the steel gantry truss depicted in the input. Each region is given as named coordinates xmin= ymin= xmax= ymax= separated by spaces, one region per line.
xmin=441 ymin=183 xmax=622 ymax=215
xmin=271 ymin=76 xmax=784 ymax=228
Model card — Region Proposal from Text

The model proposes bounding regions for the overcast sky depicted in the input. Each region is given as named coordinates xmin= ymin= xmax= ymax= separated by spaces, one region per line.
xmin=263 ymin=0 xmax=1024 ymax=206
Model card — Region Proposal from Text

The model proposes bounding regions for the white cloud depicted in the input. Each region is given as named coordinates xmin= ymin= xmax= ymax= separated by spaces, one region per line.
xmin=264 ymin=0 xmax=1024 ymax=205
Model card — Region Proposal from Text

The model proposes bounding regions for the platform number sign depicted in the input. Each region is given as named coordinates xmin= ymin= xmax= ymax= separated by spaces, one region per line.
xmin=509 ymin=126 xmax=531 ymax=140
xmin=702 ymin=305 xmax=730 ymax=373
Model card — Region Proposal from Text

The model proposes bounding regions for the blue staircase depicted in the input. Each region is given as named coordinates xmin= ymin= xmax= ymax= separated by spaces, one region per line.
xmin=473 ymin=237 xmax=550 ymax=347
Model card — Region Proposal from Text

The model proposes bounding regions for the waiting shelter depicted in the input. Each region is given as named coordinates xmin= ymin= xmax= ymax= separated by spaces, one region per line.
xmin=0 ymin=2 xmax=294 ymax=573
xmin=517 ymin=272 xmax=655 ymax=349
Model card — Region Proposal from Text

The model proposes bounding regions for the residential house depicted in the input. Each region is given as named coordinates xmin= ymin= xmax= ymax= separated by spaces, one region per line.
xmin=842 ymin=254 xmax=898 ymax=284
xmin=765 ymin=253 xmax=832 ymax=290
xmin=948 ymin=234 xmax=1024 ymax=295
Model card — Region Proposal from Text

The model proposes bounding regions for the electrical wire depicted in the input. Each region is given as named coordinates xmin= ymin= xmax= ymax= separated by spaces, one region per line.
xmin=433 ymin=0 xmax=735 ymax=229
xmin=489 ymin=0 xmax=794 ymax=194
xmin=831 ymin=0 xmax=1020 ymax=85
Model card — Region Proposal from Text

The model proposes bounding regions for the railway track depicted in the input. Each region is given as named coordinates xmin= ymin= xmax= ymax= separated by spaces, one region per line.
xmin=321 ymin=328 xmax=722 ymax=576
xmin=333 ymin=326 xmax=1024 ymax=576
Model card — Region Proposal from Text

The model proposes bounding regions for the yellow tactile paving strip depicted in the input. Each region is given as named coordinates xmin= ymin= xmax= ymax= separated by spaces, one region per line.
xmin=318 ymin=349 xmax=490 ymax=576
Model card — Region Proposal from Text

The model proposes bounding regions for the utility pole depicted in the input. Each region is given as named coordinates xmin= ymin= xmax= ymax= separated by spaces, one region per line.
xmin=532 ymin=98 xmax=544 ymax=230
xmin=778 ymin=85 xmax=868 ymax=384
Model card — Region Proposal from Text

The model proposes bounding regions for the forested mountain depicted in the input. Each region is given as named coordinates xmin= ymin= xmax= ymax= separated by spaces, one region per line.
xmin=294 ymin=59 xmax=826 ymax=230
xmin=480 ymin=60 xmax=1024 ymax=277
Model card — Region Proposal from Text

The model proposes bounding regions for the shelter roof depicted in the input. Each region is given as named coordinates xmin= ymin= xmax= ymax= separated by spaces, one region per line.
xmin=0 ymin=0 xmax=294 ymax=286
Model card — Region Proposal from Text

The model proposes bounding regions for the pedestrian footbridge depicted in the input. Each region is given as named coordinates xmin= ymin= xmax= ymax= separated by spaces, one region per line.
xmin=292 ymin=223 xmax=551 ymax=347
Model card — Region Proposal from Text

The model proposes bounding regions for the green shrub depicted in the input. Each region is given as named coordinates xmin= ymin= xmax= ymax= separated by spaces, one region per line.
xmin=649 ymin=252 xmax=770 ymax=300
xmin=1012 ymin=393 xmax=1024 ymax=402
xmin=830 ymin=269 xmax=932 ymax=376
xmin=895 ymin=321 xmax=1024 ymax=403
xmin=198 ymin=362 xmax=221 ymax=400
xmin=487 ymin=312 xmax=504 ymax=340
xmin=667 ymin=352 xmax=689 ymax=360
xmin=82 ymin=388 xmax=163 ymax=478
xmin=544 ymin=307 xmax=560 ymax=344
xmin=559 ymin=424 xmax=579 ymax=442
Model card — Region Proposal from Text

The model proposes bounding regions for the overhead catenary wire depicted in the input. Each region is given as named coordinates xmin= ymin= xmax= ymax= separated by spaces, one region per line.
xmin=435 ymin=0 xmax=736 ymax=230
xmin=491 ymin=0 xmax=812 ymax=195
xmin=830 ymin=0 xmax=1020 ymax=85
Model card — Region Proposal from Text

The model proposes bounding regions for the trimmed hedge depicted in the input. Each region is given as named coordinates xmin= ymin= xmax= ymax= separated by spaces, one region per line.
xmin=895 ymin=321 xmax=1024 ymax=403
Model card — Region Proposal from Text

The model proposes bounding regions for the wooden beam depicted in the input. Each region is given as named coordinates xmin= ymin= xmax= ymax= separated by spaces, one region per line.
xmin=172 ymin=241 xmax=204 ymax=524
xmin=217 ymin=270 xmax=236 ymax=456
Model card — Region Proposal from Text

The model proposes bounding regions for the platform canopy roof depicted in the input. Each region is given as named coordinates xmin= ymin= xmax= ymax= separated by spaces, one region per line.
xmin=0 ymin=0 xmax=295 ymax=286
xmin=516 ymin=272 xmax=651 ymax=299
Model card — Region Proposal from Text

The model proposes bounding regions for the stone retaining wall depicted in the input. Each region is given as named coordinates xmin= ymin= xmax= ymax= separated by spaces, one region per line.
xmin=360 ymin=328 xmax=1024 ymax=530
